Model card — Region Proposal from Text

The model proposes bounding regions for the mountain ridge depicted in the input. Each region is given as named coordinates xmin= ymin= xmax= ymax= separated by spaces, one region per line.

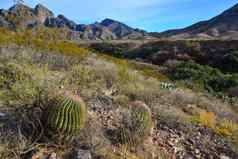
xmin=0 ymin=3 xmax=151 ymax=40
xmin=154 ymin=3 xmax=238 ymax=39
xmin=1 ymin=3 xmax=238 ymax=40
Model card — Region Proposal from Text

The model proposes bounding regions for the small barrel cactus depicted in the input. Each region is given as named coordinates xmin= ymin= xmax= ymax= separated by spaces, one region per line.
xmin=119 ymin=101 xmax=152 ymax=147
xmin=45 ymin=91 xmax=87 ymax=140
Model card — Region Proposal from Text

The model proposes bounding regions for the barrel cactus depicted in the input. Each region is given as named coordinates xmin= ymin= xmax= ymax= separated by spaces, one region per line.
xmin=119 ymin=101 xmax=152 ymax=147
xmin=45 ymin=92 xmax=87 ymax=140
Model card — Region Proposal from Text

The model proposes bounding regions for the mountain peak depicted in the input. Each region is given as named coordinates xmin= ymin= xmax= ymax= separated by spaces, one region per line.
xmin=35 ymin=3 xmax=51 ymax=12
xmin=9 ymin=3 xmax=32 ymax=13
xmin=34 ymin=3 xmax=54 ymax=23
xmin=101 ymin=18 xmax=119 ymax=26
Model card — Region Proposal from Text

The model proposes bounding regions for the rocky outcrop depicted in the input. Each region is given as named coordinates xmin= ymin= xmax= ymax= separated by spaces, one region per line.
xmin=34 ymin=4 xmax=54 ymax=23
xmin=44 ymin=14 xmax=77 ymax=30
xmin=76 ymin=22 xmax=117 ymax=40
xmin=6 ymin=4 xmax=38 ymax=28
xmin=0 ymin=14 xmax=11 ymax=28
xmin=100 ymin=18 xmax=146 ymax=39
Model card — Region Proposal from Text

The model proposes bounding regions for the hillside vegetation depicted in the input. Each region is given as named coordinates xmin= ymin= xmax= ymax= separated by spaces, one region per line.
xmin=0 ymin=27 xmax=237 ymax=159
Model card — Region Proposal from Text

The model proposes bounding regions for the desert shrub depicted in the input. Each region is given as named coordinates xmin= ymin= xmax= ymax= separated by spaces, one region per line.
xmin=189 ymin=111 xmax=216 ymax=128
xmin=0 ymin=62 xmax=53 ymax=106
xmin=0 ymin=27 xmax=89 ymax=60
xmin=117 ymin=101 xmax=152 ymax=148
xmin=206 ymin=74 xmax=238 ymax=93
xmin=198 ymin=111 xmax=216 ymax=128
xmin=129 ymin=62 xmax=169 ymax=81
xmin=9 ymin=80 xmax=41 ymax=105
xmin=77 ymin=115 xmax=109 ymax=154
xmin=113 ymin=95 xmax=130 ymax=108
xmin=119 ymin=77 xmax=162 ymax=107
xmin=190 ymin=111 xmax=238 ymax=147
xmin=70 ymin=65 xmax=96 ymax=86
xmin=169 ymin=61 xmax=238 ymax=94
xmin=87 ymin=59 xmax=119 ymax=88
xmin=66 ymin=65 xmax=105 ymax=97
xmin=89 ymin=42 xmax=130 ymax=58
xmin=0 ymin=62 xmax=31 ymax=88
xmin=215 ymin=119 xmax=238 ymax=151
xmin=140 ymin=67 xmax=168 ymax=81
xmin=117 ymin=62 xmax=136 ymax=85
xmin=0 ymin=105 xmax=45 ymax=159
xmin=218 ymin=51 xmax=238 ymax=73
xmin=216 ymin=120 xmax=238 ymax=137
xmin=44 ymin=91 xmax=87 ymax=142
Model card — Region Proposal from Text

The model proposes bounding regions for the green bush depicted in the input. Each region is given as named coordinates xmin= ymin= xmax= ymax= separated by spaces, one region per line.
xmin=0 ymin=62 xmax=51 ymax=105
xmin=169 ymin=61 xmax=238 ymax=94
xmin=217 ymin=51 xmax=238 ymax=73
xmin=117 ymin=62 xmax=136 ymax=85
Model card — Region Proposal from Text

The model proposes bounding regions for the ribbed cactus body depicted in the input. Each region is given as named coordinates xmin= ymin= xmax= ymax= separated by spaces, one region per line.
xmin=119 ymin=101 xmax=152 ymax=146
xmin=46 ymin=94 xmax=87 ymax=139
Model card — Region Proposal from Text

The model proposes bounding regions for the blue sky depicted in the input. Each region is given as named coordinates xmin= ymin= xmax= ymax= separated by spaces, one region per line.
xmin=0 ymin=0 xmax=237 ymax=32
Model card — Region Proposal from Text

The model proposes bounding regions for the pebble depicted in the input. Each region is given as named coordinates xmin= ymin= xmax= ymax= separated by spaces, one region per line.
xmin=48 ymin=153 xmax=57 ymax=159
xmin=75 ymin=149 xmax=92 ymax=159
xmin=220 ymin=155 xmax=231 ymax=159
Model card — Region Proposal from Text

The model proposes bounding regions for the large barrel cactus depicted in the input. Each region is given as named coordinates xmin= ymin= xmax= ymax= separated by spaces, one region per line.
xmin=119 ymin=101 xmax=152 ymax=147
xmin=45 ymin=92 xmax=87 ymax=140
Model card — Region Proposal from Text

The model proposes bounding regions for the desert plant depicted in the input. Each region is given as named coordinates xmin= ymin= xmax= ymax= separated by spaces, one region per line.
xmin=113 ymin=95 xmax=130 ymax=107
xmin=216 ymin=120 xmax=238 ymax=137
xmin=119 ymin=101 xmax=152 ymax=148
xmin=198 ymin=111 xmax=216 ymax=128
xmin=160 ymin=82 xmax=176 ymax=90
xmin=45 ymin=92 xmax=87 ymax=141
xmin=169 ymin=61 xmax=238 ymax=94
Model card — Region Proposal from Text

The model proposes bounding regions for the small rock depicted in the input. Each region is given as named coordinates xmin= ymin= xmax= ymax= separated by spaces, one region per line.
xmin=48 ymin=153 xmax=57 ymax=159
xmin=75 ymin=149 xmax=92 ymax=159
xmin=195 ymin=149 xmax=200 ymax=154
xmin=220 ymin=155 xmax=231 ymax=159
xmin=0 ymin=112 xmax=6 ymax=118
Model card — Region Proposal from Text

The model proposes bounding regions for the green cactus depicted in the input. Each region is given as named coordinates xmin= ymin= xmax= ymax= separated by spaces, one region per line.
xmin=45 ymin=93 xmax=87 ymax=140
xmin=119 ymin=101 xmax=152 ymax=147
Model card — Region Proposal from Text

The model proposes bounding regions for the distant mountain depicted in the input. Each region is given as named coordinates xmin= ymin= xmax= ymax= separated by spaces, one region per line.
xmin=152 ymin=3 xmax=238 ymax=40
xmin=2 ymin=3 xmax=238 ymax=40
xmin=0 ymin=3 xmax=151 ymax=40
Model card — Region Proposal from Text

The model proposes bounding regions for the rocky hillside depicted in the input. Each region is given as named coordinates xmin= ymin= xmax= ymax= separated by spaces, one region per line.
xmin=152 ymin=3 xmax=238 ymax=40
xmin=0 ymin=28 xmax=237 ymax=159
xmin=0 ymin=3 xmax=238 ymax=159
xmin=0 ymin=3 xmax=150 ymax=40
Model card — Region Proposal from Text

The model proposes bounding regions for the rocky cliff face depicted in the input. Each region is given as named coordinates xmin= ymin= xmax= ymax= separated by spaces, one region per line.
xmin=34 ymin=4 xmax=54 ymax=23
xmin=0 ymin=4 xmax=149 ymax=40
xmin=154 ymin=3 xmax=238 ymax=39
